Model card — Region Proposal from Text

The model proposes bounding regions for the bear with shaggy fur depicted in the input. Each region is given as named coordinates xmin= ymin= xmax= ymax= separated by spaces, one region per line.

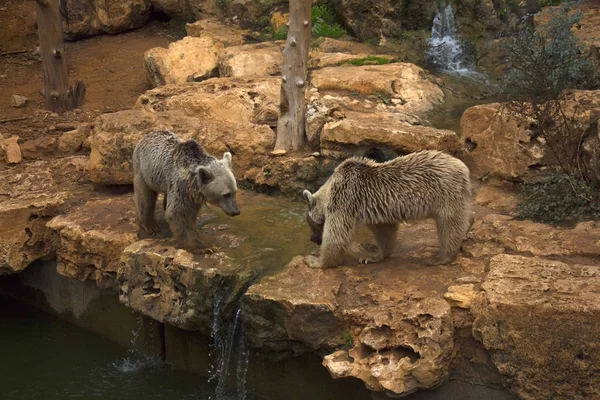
xmin=302 ymin=150 xmax=472 ymax=268
xmin=133 ymin=130 xmax=240 ymax=250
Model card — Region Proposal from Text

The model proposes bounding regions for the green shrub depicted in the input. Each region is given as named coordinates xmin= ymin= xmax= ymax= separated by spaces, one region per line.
xmin=538 ymin=0 xmax=561 ymax=7
xmin=516 ymin=174 xmax=600 ymax=223
xmin=311 ymin=4 xmax=347 ymax=38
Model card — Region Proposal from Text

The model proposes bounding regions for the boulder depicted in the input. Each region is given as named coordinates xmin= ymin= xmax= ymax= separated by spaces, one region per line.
xmin=0 ymin=156 xmax=92 ymax=274
xmin=89 ymin=108 xmax=274 ymax=185
xmin=20 ymin=136 xmax=58 ymax=160
xmin=243 ymin=255 xmax=457 ymax=397
xmin=46 ymin=195 xmax=139 ymax=290
xmin=320 ymin=110 xmax=462 ymax=159
xmin=1 ymin=136 xmax=22 ymax=164
xmin=150 ymin=0 xmax=216 ymax=21
xmin=61 ymin=0 xmax=152 ymax=40
xmin=185 ymin=18 xmax=250 ymax=47
xmin=461 ymin=103 xmax=544 ymax=181
xmin=58 ymin=124 xmax=92 ymax=154
xmin=473 ymin=254 xmax=600 ymax=400
xmin=218 ymin=42 xmax=284 ymax=77
xmin=311 ymin=63 xmax=445 ymax=115
xmin=144 ymin=37 xmax=222 ymax=87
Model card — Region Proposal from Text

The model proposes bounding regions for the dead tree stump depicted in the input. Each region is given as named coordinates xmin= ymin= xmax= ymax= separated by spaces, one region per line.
xmin=34 ymin=0 xmax=85 ymax=113
xmin=275 ymin=0 xmax=312 ymax=151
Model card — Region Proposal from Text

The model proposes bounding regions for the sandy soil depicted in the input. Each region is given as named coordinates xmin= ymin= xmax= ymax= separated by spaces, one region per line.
xmin=0 ymin=0 xmax=183 ymax=150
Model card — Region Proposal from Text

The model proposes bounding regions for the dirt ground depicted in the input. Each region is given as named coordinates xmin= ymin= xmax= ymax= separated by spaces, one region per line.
xmin=0 ymin=0 xmax=183 ymax=156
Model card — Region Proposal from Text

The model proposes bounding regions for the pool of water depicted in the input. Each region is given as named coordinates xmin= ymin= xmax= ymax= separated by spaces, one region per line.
xmin=0 ymin=295 xmax=232 ymax=400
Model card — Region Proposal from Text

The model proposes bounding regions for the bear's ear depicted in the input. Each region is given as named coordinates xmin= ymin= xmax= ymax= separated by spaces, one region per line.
xmin=195 ymin=166 xmax=214 ymax=185
xmin=302 ymin=190 xmax=315 ymax=209
xmin=222 ymin=152 xmax=232 ymax=168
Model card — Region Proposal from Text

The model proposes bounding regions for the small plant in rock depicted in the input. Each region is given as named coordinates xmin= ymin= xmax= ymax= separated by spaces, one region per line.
xmin=374 ymin=90 xmax=392 ymax=105
xmin=342 ymin=333 xmax=354 ymax=349
xmin=273 ymin=25 xmax=288 ymax=41
xmin=346 ymin=56 xmax=392 ymax=66
xmin=217 ymin=0 xmax=228 ymax=10
xmin=311 ymin=4 xmax=347 ymax=38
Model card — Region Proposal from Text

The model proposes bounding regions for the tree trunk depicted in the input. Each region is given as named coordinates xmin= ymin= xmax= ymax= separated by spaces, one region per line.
xmin=275 ymin=0 xmax=311 ymax=151
xmin=34 ymin=0 xmax=85 ymax=113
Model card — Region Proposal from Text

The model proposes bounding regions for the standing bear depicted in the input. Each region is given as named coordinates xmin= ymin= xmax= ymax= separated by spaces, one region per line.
xmin=302 ymin=150 xmax=472 ymax=268
xmin=133 ymin=130 xmax=240 ymax=250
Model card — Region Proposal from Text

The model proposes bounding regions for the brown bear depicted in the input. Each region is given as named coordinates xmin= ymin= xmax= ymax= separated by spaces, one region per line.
xmin=302 ymin=150 xmax=472 ymax=268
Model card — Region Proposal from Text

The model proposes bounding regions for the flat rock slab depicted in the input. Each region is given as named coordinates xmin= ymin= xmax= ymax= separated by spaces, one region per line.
xmin=464 ymin=214 xmax=600 ymax=260
xmin=47 ymin=195 xmax=139 ymax=289
xmin=243 ymin=253 xmax=458 ymax=397
xmin=311 ymin=63 xmax=444 ymax=115
xmin=0 ymin=156 xmax=91 ymax=274
xmin=320 ymin=110 xmax=461 ymax=158
xmin=473 ymin=254 xmax=600 ymax=400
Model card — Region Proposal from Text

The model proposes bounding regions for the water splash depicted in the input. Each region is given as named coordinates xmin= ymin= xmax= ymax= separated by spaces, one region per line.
xmin=426 ymin=4 xmax=482 ymax=78
xmin=112 ymin=315 xmax=157 ymax=374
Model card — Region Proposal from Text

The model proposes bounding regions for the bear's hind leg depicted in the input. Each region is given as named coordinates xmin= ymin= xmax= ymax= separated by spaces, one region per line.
xmin=318 ymin=213 xmax=356 ymax=268
xmin=360 ymin=223 xmax=399 ymax=264
xmin=134 ymin=172 xmax=159 ymax=234
xmin=429 ymin=210 xmax=469 ymax=266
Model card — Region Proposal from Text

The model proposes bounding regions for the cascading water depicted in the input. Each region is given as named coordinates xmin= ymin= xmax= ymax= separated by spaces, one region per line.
xmin=425 ymin=3 xmax=477 ymax=76
xmin=208 ymin=288 xmax=250 ymax=400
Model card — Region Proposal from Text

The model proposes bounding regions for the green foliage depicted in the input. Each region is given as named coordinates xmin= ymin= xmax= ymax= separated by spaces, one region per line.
xmin=516 ymin=174 xmax=600 ymax=223
xmin=273 ymin=25 xmax=289 ymax=40
xmin=342 ymin=333 xmax=354 ymax=349
xmin=364 ymin=37 xmax=380 ymax=45
xmin=503 ymin=1 xmax=598 ymax=104
xmin=345 ymin=56 xmax=392 ymax=66
xmin=538 ymin=0 xmax=562 ymax=7
xmin=311 ymin=4 xmax=347 ymax=38
xmin=216 ymin=0 xmax=228 ymax=10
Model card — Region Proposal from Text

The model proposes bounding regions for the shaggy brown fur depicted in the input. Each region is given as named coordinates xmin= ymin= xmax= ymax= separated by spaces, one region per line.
xmin=133 ymin=131 xmax=240 ymax=249
xmin=303 ymin=150 xmax=472 ymax=268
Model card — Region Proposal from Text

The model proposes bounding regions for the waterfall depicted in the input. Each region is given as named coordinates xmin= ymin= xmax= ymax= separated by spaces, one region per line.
xmin=426 ymin=4 xmax=475 ymax=75
xmin=208 ymin=289 xmax=249 ymax=400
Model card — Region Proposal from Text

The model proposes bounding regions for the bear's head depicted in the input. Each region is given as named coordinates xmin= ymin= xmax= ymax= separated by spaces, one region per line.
xmin=302 ymin=189 xmax=324 ymax=245
xmin=195 ymin=152 xmax=240 ymax=217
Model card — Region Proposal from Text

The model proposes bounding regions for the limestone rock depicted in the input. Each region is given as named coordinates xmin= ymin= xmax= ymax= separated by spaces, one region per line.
xmin=144 ymin=37 xmax=222 ymax=87
xmin=461 ymin=103 xmax=545 ymax=181
xmin=61 ymin=0 xmax=152 ymax=40
xmin=468 ymin=214 xmax=600 ymax=259
xmin=472 ymin=254 xmax=600 ymax=400
xmin=58 ymin=124 xmax=92 ymax=154
xmin=473 ymin=184 xmax=519 ymax=215
xmin=243 ymin=255 xmax=458 ymax=397
xmin=119 ymin=233 xmax=255 ymax=334
xmin=89 ymin=108 xmax=274 ymax=185
xmin=1 ymin=136 xmax=22 ymax=164
xmin=311 ymin=63 xmax=445 ymax=115
xmin=444 ymin=284 xmax=477 ymax=309
xmin=185 ymin=18 xmax=249 ymax=47
xmin=312 ymin=38 xmax=385 ymax=55
xmin=10 ymin=94 xmax=28 ymax=108
xmin=47 ymin=195 xmax=139 ymax=290
xmin=218 ymin=42 xmax=284 ymax=77
xmin=0 ymin=156 xmax=91 ymax=274
xmin=149 ymin=0 xmax=216 ymax=21
xmin=20 ymin=136 xmax=58 ymax=160
xmin=320 ymin=110 xmax=462 ymax=159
